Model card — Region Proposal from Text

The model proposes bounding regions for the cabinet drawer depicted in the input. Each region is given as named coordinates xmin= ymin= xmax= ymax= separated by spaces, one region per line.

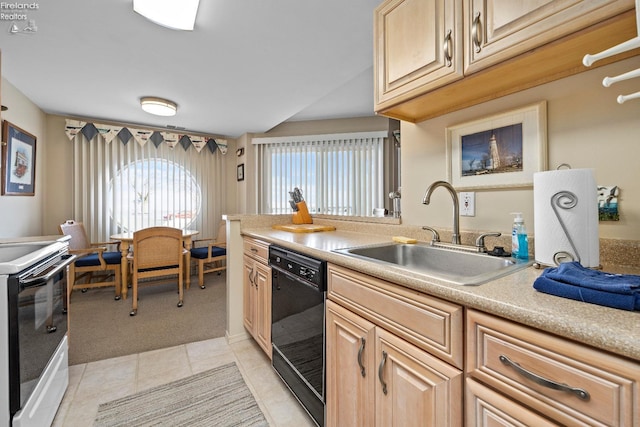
xmin=467 ymin=309 xmax=640 ymax=426
xmin=466 ymin=378 xmax=559 ymax=427
xmin=243 ymin=237 xmax=269 ymax=264
xmin=328 ymin=263 xmax=463 ymax=369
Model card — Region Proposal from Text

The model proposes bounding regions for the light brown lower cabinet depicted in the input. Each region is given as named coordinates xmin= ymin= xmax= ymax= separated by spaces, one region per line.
xmin=466 ymin=309 xmax=640 ymax=426
xmin=242 ymin=238 xmax=271 ymax=358
xmin=466 ymin=378 xmax=559 ymax=426
xmin=326 ymin=299 xmax=463 ymax=427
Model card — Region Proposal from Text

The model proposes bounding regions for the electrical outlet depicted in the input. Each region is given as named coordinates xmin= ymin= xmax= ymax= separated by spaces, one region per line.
xmin=460 ymin=192 xmax=475 ymax=216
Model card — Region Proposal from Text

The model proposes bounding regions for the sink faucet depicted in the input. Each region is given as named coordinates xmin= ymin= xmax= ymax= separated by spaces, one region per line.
xmin=422 ymin=180 xmax=461 ymax=244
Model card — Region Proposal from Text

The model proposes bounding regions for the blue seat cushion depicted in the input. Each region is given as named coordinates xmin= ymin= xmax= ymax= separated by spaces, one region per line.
xmin=75 ymin=251 xmax=122 ymax=267
xmin=190 ymin=246 xmax=226 ymax=260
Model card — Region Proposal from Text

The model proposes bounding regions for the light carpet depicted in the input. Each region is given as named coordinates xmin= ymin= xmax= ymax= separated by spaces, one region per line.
xmin=94 ymin=362 xmax=268 ymax=427
xmin=69 ymin=272 xmax=226 ymax=365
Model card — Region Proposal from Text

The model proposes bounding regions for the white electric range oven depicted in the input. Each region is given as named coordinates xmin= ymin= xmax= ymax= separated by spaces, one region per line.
xmin=0 ymin=237 xmax=73 ymax=427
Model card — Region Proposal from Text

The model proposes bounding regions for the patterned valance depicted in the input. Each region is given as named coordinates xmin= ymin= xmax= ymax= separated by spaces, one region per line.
xmin=64 ymin=119 xmax=228 ymax=154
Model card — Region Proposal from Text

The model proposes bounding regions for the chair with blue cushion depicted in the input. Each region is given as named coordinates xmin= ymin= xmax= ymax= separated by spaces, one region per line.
xmin=190 ymin=222 xmax=227 ymax=289
xmin=59 ymin=220 xmax=122 ymax=300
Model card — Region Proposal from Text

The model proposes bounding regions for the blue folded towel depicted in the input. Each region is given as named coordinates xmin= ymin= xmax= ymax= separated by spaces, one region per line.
xmin=533 ymin=262 xmax=640 ymax=311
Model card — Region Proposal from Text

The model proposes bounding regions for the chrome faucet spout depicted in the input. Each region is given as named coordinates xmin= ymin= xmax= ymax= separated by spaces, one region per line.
xmin=422 ymin=180 xmax=461 ymax=244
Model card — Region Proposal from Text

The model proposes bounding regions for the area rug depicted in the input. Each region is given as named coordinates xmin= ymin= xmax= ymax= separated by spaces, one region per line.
xmin=69 ymin=272 xmax=226 ymax=365
xmin=94 ymin=362 xmax=268 ymax=427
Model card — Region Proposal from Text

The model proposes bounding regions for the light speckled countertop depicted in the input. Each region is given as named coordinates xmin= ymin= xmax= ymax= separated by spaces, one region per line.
xmin=235 ymin=217 xmax=640 ymax=362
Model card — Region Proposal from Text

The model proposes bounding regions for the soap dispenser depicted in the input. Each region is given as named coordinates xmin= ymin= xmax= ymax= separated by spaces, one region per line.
xmin=511 ymin=213 xmax=529 ymax=260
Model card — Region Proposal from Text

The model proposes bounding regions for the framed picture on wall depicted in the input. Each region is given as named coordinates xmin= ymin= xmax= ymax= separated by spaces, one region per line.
xmin=2 ymin=120 xmax=37 ymax=196
xmin=237 ymin=163 xmax=245 ymax=181
xmin=446 ymin=101 xmax=547 ymax=190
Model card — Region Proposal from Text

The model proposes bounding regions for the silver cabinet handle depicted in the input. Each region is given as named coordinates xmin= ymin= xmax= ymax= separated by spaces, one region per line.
xmin=249 ymin=268 xmax=255 ymax=285
xmin=378 ymin=350 xmax=388 ymax=395
xmin=499 ymin=355 xmax=590 ymax=401
xmin=472 ymin=12 xmax=482 ymax=53
xmin=357 ymin=337 xmax=366 ymax=377
xmin=443 ymin=29 xmax=453 ymax=67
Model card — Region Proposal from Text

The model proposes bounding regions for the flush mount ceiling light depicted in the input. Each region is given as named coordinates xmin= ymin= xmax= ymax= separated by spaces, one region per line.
xmin=140 ymin=97 xmax=178 ymax=117
xmin=133 ymin=0 xmax=200 ymax=31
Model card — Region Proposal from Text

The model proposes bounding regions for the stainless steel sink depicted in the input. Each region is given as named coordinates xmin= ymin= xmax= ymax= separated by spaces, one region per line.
xmin=333 ymin=242 xmax=531 ymax=285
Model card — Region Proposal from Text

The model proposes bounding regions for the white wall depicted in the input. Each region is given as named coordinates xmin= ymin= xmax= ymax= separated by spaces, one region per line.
xmin=0 ymin=79 xmax=239 ymax=239
xmin=400 ymin=57 xmax=640 ymax=241
xmin=0 ymin=78 xmax=47 ymax=237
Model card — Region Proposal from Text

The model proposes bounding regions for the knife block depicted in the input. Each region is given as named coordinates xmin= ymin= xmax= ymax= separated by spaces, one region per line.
xmin=292 ymin=201 xmax=313 ymax=224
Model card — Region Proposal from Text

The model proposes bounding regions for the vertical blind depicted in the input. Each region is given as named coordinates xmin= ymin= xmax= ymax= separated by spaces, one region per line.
xmin=254 ymin=131 xmax=386 ymax=217
xmin=70 ymin=133 xmax=226 ymax=242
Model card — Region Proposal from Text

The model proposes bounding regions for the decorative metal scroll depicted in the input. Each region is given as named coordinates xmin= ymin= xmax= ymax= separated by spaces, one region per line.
xmin=550 ymin=190 xmax=581 ymax=265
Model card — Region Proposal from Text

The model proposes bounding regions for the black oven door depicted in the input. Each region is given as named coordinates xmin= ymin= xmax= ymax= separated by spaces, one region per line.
xmin=8 ymin=254 xmax=74 ymax=417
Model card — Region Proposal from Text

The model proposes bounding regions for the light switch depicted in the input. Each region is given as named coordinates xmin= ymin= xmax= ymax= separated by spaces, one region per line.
xmin=460 ymin=192 xmax=475 ymax=217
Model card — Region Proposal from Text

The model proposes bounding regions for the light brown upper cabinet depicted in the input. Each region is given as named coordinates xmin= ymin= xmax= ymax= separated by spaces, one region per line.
xmin=374 ymin=0 xmax=638 ymax=122
xmin=465 ymin=0 xmax=634 ymax=74
xmin=374 ymin=0 xmax=463 ymax=106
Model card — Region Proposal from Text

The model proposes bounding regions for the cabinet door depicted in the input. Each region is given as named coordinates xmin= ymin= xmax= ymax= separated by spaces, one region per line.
xmin=375 ymin=327 xmax=463 ymax=427
xmin=326 ymin=300 xmax=376 ymax=427
xmin=464 ymin=0 xmax=634 ymax=73
xmin=254 ymin=261 xmax=272 ymax=358
xmin=242 ymin=255 xmax=256 ymax=334
xmin=374 ymin=0 xmax=463 ymax=109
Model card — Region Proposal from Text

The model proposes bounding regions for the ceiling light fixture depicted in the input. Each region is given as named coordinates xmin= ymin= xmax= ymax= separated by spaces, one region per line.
xmin=133 ymin=0 xmax=201 ymax=31
xmin=140 ymin=97 xmax=178 ymax=117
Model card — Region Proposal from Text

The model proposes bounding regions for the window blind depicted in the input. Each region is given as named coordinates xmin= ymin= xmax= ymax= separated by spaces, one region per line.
xmin=254 ymin=131 xmax=386 ymax=217
xmin=70 ymin=133 xmax=225 ymax=242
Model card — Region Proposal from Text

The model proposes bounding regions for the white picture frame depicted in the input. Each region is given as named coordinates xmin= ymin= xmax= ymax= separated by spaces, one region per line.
xmin=446 ymin=101 xmax=547 ymax=190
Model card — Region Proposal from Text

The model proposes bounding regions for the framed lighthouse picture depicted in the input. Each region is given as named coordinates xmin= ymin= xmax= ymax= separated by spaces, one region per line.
xmin=446 ymin=101 xmax=547 ymax=190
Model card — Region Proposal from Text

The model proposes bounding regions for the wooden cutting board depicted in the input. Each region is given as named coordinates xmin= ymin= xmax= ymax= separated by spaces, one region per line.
xmin=272 ymin=224 xmax=336 ymax=233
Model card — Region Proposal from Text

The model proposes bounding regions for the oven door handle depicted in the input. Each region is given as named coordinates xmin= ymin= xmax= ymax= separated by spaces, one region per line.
xmin=20 ymin=255 xmax=76 ymax=288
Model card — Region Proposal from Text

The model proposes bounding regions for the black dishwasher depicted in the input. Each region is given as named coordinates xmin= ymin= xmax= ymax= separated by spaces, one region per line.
xmin=269 ymin=245 xmax=326 ymax=427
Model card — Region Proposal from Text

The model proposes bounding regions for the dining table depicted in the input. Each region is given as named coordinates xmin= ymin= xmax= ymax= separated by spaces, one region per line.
xmin=110 ymin=229 xmax=199 ymax=299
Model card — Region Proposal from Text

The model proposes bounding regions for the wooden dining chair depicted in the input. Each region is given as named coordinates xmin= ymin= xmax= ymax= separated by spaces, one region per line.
xmin=128 ymin=226 xmax=187 ymax=316
xmin=59 ymin=220 xmax=122 ymax=300
xmin=190 ymin=222 xmax=227 ymax=289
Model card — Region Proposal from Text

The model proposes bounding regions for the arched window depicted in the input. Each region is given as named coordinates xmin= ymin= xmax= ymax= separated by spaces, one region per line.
xmin=109 ymin=159 xmax=201 ymax=232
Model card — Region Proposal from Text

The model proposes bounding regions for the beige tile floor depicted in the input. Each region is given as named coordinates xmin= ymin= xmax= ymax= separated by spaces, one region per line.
xmin=52 ymin=337 xmax=316 ymax=426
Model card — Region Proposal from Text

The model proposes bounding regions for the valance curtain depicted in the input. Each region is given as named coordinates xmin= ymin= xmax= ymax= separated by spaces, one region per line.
xmin=254 ymin=131 xmax=386 ymax=217
xmin=69 ymin=129 xmax=226 ymax=242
